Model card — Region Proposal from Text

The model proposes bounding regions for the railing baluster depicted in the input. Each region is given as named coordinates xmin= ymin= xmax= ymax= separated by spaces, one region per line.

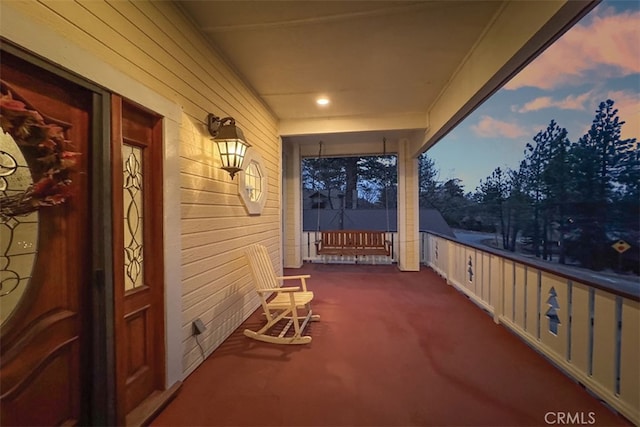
xmin=620 ymin=299 xmax=640 ymax=413
xmin=615 ymin=296 xmax=622 ymax=396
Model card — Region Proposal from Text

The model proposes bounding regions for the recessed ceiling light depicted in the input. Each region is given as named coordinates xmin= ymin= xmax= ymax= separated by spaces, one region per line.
xmin=316 ymin=97 xmax=330 ymax=106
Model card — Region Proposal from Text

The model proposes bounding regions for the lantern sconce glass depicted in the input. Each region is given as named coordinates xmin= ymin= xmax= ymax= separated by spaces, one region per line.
xmin=207 ymin=113 xmax=251 ymax=179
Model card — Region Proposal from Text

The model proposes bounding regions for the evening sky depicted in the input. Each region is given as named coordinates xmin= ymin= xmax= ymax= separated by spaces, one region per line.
xmin=427 ymin=0 xmax=639 ymax=192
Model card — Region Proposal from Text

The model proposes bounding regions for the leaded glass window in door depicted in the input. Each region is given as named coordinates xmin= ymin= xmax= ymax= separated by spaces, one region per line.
xmin=122 ymin=144 xmax=144 ymax=290
xmin=0 ymin=132 xmax=39 ymax=325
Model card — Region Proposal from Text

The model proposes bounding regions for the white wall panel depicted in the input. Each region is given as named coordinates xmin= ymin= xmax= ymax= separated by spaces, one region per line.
xmin=453 ymin=243 xmax=465 ymax=285
xmin=489 ymin=255 xmax=502 ymax=314
xmin=569 ymin=283 xmax=591 ymax=374
xmin=620 ymin=299 xmax=640 ymax=414
xmin=591 ymin=289 xmax=617 ymax=394
xmin=1 ymin=0 xmax=281 ymax=379
xmin=514 ymin=264 xmax=526 ymax=329
xmin=503 ymin=261 xmax=515 ymax=323
xmin=525 ymin=268 xmax=538 ymax=336
xmin=480 ymin=253 xmax=491 ymax=304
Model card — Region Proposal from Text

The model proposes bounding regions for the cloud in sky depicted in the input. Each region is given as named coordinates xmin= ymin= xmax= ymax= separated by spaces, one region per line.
xmin=511 ymin=89 xmax=638 ymax=140
xmin=471 ymin=115 xmax=529 ymax=139
xmin=540 ymin=90 xmax=640 ymax=141
xmin=505 ymin=6 xmax=640 ymax=90
xmin=513 ymin=92 xmax=593 ymax=113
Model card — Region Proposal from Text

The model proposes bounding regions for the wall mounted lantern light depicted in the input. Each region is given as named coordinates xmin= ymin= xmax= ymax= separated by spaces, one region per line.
xmin=207 ymin=113 xmax=251 ymax=179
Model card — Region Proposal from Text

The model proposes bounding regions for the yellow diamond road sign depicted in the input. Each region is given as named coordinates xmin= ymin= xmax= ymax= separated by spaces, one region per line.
xmin=612 ymin=240 xmax=631 ymax=254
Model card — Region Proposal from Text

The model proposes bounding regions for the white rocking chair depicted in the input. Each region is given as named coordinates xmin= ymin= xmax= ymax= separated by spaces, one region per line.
xmin=244 ymin=244 xmax=320 ymax=344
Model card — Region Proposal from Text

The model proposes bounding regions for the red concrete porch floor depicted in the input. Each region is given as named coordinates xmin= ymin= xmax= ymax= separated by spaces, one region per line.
xmin=151 ymin=264 xmax=630 ymax=427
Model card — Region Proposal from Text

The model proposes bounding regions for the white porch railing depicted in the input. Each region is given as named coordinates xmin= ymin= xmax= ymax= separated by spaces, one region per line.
xmin=421 ymin=231 xmax=639 ymax=425
xmin=301 ymin=231 xmax=398 ymax=264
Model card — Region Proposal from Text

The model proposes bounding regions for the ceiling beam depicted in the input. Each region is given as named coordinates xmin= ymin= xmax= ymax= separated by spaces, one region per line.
xmin=279 ymin=112 xmax=427 ymax=137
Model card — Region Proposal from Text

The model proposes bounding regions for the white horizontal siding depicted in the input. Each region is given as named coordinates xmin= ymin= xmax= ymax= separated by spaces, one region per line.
xmin=3 ymin=0 xmax=282 ymax=378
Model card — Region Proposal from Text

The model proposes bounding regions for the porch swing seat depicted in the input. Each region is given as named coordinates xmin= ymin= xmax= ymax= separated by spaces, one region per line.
xmin=315 ymin=230 xmax=392 ymax=257
xmin=244 ymin=244 xmax=320 ymax=344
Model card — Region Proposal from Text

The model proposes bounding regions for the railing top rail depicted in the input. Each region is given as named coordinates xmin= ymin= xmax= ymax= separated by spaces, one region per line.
xmin=423 ymin=231 xmax=640 ymax=301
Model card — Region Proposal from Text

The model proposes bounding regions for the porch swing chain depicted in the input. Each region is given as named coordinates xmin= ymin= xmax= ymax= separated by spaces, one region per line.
xmin=383 ymin=137 xmax=391 ymax=235
xmin=315 ymin=141 xmax=323 ymax=236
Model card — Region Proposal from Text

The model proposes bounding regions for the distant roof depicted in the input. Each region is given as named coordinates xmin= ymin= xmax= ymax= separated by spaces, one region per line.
xmin=419 ymin=209 xmax=455 ymax=237
xmin=306 ymin=190 xmax=343 ymax=199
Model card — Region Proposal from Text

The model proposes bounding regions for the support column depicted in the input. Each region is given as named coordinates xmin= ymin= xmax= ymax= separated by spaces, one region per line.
xmin=282 ymin=141 xmax=303 ymax=268
xmin=397 ymin=138 xmax=420 ymax=271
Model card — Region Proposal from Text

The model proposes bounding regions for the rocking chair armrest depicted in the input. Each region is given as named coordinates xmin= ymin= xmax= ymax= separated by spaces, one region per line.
xmin=257 ymin=286 xmax=301 ymax=294
xmin=277 ymin=275 xmax=310 ymax=291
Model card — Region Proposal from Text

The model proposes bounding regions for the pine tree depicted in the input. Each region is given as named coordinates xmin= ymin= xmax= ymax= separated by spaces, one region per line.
xmin=477 ymin=167 xmax=509 ymax=249
xmin=610 ymin=124 xmax=639 ymax=262
xmin=436 ymin=178 xmax=468 ymax=228
xmin=418 ymin=154 xmax=439 ymax=208
xmin=344 ymin=157 xmax=358 ymax=209
xmin=360 ymin=155 xmax=397 ymax=208
xmin=523 ymin=129 xmax=546 ymax=258
xmin=506 ymin=163 xmax=531 ymax=252
xmin=542 ymin=121 xmax=571 ymax=264
xmin=302 ymin=157 xmax=347 ymax=208
xmin=569 ymin=100 xmax=637 ymax=270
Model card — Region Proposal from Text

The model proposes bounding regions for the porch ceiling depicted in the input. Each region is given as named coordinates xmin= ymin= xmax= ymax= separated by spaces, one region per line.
xmin=178 ymin=0 xmax=597 ymax=157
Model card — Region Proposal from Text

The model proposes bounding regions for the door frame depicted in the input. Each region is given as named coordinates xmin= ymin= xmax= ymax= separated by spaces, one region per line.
xmin=1 ymin=40 xmax=117 ymax=425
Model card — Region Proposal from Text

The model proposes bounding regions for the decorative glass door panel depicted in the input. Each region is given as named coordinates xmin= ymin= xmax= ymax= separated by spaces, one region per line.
xmin=0 ymin=132 xmax=39 ymax=325
xmin=122 ymin=144 xmax=144 ymax=291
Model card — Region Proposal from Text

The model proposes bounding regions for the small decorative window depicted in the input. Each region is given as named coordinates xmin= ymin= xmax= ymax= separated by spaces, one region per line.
xmin=238 ymin=149 xmax=267 ymax=215
xmin=244 ymin=161 xmax=262 ymax=202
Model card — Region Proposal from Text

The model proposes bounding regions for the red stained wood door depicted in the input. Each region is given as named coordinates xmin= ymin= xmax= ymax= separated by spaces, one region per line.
xmin=111 ymin=95 xmax=166 ymax=425
xmin=0 ymin=51 xmax=93 ymax=426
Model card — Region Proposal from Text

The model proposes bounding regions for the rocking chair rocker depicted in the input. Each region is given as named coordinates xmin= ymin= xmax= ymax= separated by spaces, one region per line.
xmin=244 ymin=244 xmax=320 ymax=344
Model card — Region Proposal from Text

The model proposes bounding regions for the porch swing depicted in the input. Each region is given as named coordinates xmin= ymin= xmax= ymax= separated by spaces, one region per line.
xmin=313 ymin=139 xmax=393 ymax=261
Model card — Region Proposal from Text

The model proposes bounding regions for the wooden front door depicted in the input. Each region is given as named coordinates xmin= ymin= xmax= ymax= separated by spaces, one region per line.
xmin=0 ymin=51 xmax=93 ymax=426
xmin=111 ymin=95 xmax=166 ymax=425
